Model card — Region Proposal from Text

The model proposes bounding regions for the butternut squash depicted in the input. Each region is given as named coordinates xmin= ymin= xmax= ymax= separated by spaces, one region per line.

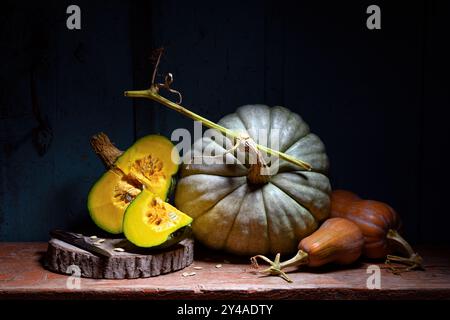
xmin=331 ymin=190 xmax=423 ymax=272
xmin=251 ymin=218 xmax=364 ymax=282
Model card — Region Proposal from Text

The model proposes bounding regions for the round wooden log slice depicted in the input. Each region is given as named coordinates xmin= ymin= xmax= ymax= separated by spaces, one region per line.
xmin=45 ymin=238 xmax=194 ymax=279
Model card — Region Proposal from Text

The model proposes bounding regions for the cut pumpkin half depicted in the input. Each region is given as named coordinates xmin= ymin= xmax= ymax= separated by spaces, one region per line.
xmin=123 ymin=189 xmax=193 ymax=247
xmin=88 ymin=135 xmax=179 ymax=234
xmin=114 ymin=135 xmax=179 ymax=197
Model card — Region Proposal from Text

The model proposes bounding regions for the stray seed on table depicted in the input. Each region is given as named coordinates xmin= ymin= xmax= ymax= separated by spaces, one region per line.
xmin=193 ymin=266 xmax=203 ymax=270
xmin=90 ymin=236 xmax=98 ymax=239
xmin=182 ymin=272 xmax=196 ymax=277
xmin=114 ymin=248 xmax=125 ymax=252
xmin=215 ymin=264 xmax=222 ymax=268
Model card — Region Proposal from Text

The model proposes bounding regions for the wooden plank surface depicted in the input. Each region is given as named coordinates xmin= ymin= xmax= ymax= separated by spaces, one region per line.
xmin=0 ymin=243 xmax=449 ymax=300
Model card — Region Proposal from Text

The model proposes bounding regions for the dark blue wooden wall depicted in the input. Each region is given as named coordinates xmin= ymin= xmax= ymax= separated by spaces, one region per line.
xmin=0 ymin=0 xmax=135 ymax=240
xmin=1 ymin=1 xmax=449 ymax=244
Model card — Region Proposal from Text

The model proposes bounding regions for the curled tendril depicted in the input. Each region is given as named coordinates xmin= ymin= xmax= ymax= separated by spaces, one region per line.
xmin=156 ymin=73 xmax=183 ymax=105
xmin=149 ymin=48 xmax=182 ymax=105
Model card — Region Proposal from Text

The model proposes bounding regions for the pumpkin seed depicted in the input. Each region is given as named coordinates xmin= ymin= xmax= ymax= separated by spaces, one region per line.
xmin=215 ymin=264 xmax=222 ymax=268
xmin=114 ymin=247 xmax=125 ymax=252
xmin=90 ymin=235 xmax=98 ymax=239
xmin=169 ymin=212 xmax=178 ymax=220
xmin=182 ymin=272 xmax=196 ymax=277
xmin=193 ymin=266 xmax=203 ymax=270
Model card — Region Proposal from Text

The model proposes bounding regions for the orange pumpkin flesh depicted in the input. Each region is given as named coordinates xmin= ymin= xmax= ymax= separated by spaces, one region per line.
xmin=251 ymin=218 xmax=364 ymax=282
xmin=330 ymin=190 xmax=422 ymax=272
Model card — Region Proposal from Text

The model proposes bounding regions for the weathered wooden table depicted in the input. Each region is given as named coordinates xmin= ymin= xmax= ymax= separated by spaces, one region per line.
xmin=0 ymin=243 xmax=449 ymax=300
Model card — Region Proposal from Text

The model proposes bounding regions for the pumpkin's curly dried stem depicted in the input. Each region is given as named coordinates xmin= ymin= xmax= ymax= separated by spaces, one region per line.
xmin=385 ymin=229 xmax=424 ymax=274
xmin=250 ymin=250 xmax=309 ymax=283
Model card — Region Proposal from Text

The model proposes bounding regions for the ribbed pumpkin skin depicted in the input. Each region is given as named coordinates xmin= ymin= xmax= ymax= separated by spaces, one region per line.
xmin=175 ymin=105 xmax=331 ymax=256
xmin=330 ymin=190 xmax=401 ymax=259
xmin=299 ymin=217 xmax=364 ymax=267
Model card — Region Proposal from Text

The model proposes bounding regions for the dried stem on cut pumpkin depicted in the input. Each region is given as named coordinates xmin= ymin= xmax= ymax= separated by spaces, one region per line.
xmin=90 ymin=133 xmax=123 ymax=169
xmin=384 ymin=229 xmax=424 ymax=274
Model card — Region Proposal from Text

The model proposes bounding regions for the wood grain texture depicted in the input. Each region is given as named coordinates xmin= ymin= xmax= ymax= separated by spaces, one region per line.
xmin=45 ymin=238 xmax=194 ymax=279
xmin=0 ymin=243 xmax=449 ymax=300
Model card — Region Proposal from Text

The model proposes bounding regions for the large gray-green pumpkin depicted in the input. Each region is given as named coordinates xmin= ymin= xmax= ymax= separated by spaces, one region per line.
xmin=175 ymin=105 xmax=331 ymax=255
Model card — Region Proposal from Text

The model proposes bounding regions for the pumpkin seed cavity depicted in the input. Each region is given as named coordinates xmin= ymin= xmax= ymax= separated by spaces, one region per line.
xmin=113 ymin=179 xmax=141 ymax=208
xmin=144 ymin=198 xmax=180 ymax=230
xmin=131 ymin=154 xmax=165 ymax=185
xmin=112 ymin=155 xmax=166 ymax=208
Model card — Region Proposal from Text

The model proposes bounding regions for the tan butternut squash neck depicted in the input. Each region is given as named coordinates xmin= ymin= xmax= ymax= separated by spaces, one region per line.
xmin=279 ymin=250 xmax=309 ymax=269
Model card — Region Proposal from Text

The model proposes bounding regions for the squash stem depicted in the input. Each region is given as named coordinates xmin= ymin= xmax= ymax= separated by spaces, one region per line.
xmin=90 ymin=132 xmax=123 ymax=168
xmin=250 ymin=250 xmax=309 ymax=283
xmin=279 ymin=250 xmax=309 ymax=269
xmin=386 ymin=229 xmax=414 ymax=256
xmin=124 ymin=86 xmax=313 ymax=171
xmin=385 ymin=229 xmax=423 ymax=273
